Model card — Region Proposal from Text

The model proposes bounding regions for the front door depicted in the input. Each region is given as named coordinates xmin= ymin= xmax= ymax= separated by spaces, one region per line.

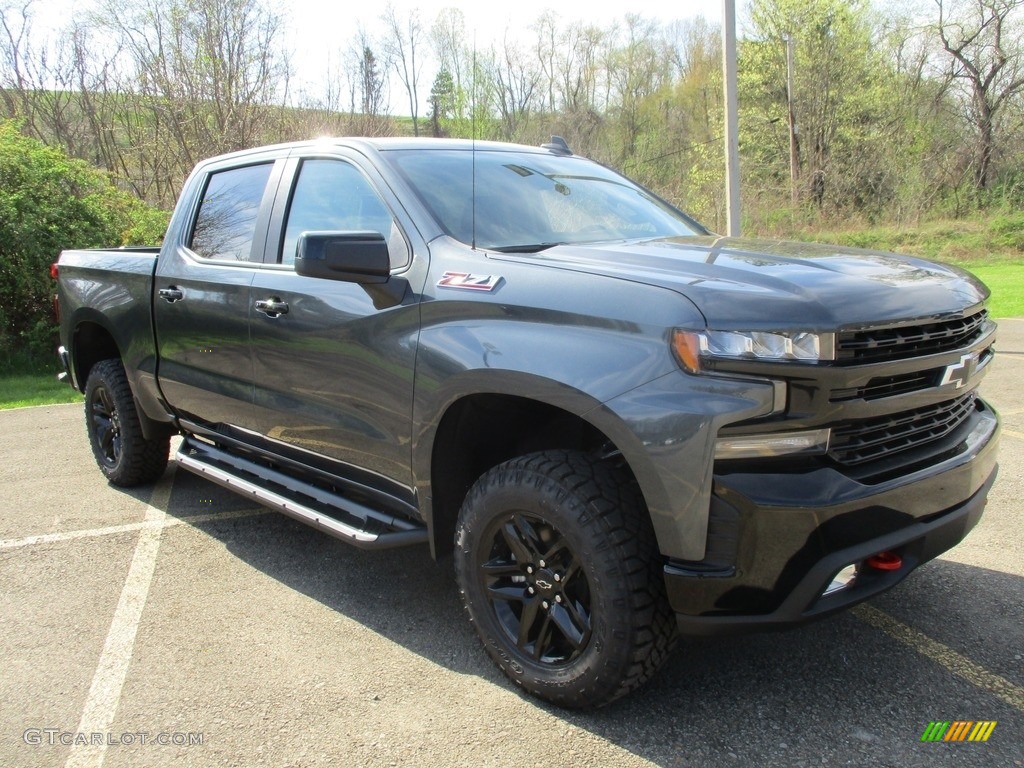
xmin=249 ymin=156 xmax=421 ymax=493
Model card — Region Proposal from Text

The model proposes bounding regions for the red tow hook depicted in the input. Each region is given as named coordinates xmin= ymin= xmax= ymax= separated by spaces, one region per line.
xmin=865 ymin=551 xmax=903 ymax=571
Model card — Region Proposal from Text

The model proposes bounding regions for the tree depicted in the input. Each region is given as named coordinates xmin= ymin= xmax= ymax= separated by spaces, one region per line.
xmin=431 ymin=8 xmax=469 ymax=96
xmin=640 ymin=17 xmax=724 ymax=222
xmin=488 ymin=37 xmax=540 ymax=141
xmin=934 ymin=0 xmax=1024 ymax=190
xmin=428 ymin=68 xmax=455 ymax=136
xmin=341 ymin=27 xmax=390 ymax=132
xmin=741 ymin=0 xmax=894 ymax=213
xmin=89 ymin=0 xmax=291 ymax=205
xmin=0 ymin=121 xmax=165 ymax=367
xmin=0 ymin=1 xmax=93 ymax=159
xmin=605 ymin=15 xmax=669 ymax=162
xmin=382 ymin=4 xmax=424 ymax=136
xmin=528 ymin=15 xmax=608 ymax=154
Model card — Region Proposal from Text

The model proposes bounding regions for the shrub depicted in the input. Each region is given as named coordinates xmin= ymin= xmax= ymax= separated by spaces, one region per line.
xmin=0 ymin=121 xmax=167 ymax=371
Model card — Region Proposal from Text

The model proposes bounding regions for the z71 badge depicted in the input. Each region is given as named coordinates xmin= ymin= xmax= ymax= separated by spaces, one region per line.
xmin=437 ymin=271 xmax=503 ymax=292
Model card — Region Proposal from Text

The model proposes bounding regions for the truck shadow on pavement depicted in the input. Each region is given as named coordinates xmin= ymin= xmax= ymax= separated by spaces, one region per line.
xmin=163 ymin=468 xmax=1023 ymax=768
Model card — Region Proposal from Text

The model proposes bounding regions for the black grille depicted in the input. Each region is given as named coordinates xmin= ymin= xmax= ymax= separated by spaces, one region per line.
xmin=830 ymin=370 xmax=941 ymax=402
xmin=836 ymin=310 xmax=989 ymax=365
xmin=828 ymin=392 xmax=978 ymax=466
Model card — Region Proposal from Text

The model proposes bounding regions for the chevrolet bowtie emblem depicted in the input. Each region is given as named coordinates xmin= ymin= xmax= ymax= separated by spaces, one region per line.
xmin=939 ymin=351 xmax=980 ymax=389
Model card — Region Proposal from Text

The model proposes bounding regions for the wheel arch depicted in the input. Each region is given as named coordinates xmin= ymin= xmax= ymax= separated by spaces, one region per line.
xmin=70 ymin=318 xmax=121 ymax=392
xmin=423 ymin=384 xmax=655 ymax=561
xmin=70 ymin=315 xmax=175 ymax=442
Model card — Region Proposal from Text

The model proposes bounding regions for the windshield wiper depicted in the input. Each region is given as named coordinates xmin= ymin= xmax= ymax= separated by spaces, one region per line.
xmin=489 ymin=242 xmax=564 ymax=253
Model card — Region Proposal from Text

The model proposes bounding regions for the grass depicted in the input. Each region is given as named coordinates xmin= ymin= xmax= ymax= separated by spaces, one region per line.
xmin=0 ymin=372 xmax=82 ymax=410
xmin=968 ymin=264 xmax=1024 ymax=318
xmin=791 ymin=214 xmax=1023 ymax=318
xmin=790 ymin=212 xmax=1024 ymax=267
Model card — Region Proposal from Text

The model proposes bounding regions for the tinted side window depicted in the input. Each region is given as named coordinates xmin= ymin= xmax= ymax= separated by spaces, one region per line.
xmin=190 ymin=163 xmax=273 ymax=261
xmin=281 ymin=159 xmax=406 ymax=267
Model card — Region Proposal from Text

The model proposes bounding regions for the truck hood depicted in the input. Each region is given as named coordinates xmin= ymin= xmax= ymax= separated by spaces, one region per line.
xmin=502 ymin=236 xmax=989 ymax=330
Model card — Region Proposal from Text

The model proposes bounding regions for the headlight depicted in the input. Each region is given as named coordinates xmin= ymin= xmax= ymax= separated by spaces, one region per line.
xmin=672 ymin=329 xmax=835 ymax=373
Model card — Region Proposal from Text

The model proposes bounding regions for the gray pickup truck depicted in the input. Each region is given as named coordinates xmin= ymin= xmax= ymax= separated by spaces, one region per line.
xmin=55 ymin=137 xmax=1000 ymax=708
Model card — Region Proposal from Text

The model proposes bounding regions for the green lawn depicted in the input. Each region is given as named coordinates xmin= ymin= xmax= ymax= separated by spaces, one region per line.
xmin=966 ymin=263 xmax=1024 ymax=318
xmin=0 ymin=373 xmax=83 ymax=410
xmin=790 ymin=214 xmax=1023 ymax=318
xmin=793 ymin=213 xmax=1024 ymax=266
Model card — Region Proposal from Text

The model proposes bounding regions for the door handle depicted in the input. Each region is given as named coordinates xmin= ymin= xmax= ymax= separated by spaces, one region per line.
xmin=158 ymin=286 xmax=184 ymax=303
xmin=255 ymin=298 xmax=289 ymax=317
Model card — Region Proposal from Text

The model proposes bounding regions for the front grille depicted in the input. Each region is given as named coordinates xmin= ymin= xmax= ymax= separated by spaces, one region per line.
xmin=836 ymin=310 xmax=989 ymax=365
xmin=828 ymin=392 xmax=978 ymax=466
xmin=830 ymin=370 xmax=940 ymax=402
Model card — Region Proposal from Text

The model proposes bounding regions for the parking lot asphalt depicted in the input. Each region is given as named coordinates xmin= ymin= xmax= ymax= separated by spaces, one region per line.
xmin=1 ymin=320 xmax=1022 ymax=768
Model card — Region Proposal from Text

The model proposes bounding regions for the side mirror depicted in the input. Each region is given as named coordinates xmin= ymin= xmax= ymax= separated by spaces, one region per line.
xmin=294 ymin=231 xmax=390 ymax=284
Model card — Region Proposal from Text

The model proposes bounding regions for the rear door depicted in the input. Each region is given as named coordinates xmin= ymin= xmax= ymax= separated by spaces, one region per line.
xmin=154 ymin=157 xmax=284 ymax=430
xmin=249 ymin=152 xmax=424 ymax=494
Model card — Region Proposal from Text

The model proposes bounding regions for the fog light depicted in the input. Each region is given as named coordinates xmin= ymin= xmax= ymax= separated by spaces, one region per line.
xmin=714 ymin=428 xmax=831 ymax=460
xmin=823 ymin=564 xmax=858 ymax=596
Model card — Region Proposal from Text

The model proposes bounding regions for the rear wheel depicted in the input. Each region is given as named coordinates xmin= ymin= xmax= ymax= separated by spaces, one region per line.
xmin=454 ymin=450 xmax=677 ymax=708
xmin=84 ymin=359 xmax=169 ymax=486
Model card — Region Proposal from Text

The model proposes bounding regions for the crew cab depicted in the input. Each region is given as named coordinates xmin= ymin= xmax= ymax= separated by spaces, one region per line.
xmin=56 ymin=137 xmax=1000 ymax=707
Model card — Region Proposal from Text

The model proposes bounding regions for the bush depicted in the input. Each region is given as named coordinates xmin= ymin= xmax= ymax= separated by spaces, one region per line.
xmin=0 ymin=121 xmax=167 ymax=372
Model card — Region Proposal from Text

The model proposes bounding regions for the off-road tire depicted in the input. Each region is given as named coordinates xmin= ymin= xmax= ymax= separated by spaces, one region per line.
xmin=84 ymin=359 xmax=169 ymax=487
xmin=454 ymin=449 xmax=677 ymax=708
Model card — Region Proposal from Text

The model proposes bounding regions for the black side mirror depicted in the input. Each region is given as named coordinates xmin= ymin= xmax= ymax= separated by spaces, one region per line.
xmin=295 ymin=231 xmax=390 ymax=283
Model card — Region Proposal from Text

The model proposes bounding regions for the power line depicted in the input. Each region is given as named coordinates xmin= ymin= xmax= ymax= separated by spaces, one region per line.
xmin=624 ymin=134 xmax=725 ymax=169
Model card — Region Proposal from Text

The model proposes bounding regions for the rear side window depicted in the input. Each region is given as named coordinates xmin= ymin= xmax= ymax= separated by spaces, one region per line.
xmin=189 ymin=163 xmax=273 ymax=261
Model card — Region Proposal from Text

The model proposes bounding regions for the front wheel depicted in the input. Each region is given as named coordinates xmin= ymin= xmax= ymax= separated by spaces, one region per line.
xmin=454 ymin=450 xmax=677 ymax=708
xmin=84 ymin=359 xmax=169 ymax=487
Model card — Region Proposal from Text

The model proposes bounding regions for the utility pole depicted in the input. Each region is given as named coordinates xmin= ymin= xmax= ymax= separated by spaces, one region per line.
xmin=723 ymin=0 xmax=741 ymax=237
xmin=785 ymin=33 xmax=799 ymax=207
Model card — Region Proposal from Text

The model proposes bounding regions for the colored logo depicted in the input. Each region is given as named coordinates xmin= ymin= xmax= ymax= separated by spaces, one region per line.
xmin=437 ymin=271 xmax=502 ymax=292
xmin=921 ymin=721 xmax=996 ymax=742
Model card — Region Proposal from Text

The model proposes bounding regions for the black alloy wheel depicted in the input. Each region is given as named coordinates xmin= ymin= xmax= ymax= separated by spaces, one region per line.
xmin=89 ymin=378 xmax=122 ymax=469
xmin=84 ymin=359 xmax=170 ymax=487
xmin=455 ymin=450 xmax=677 ymax=708
xmin=478 ymin=510 xmax=592 ymax=666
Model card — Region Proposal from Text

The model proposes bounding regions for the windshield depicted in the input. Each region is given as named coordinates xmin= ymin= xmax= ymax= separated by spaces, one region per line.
xmin=382 ymin=148 xmax=705 ymax=251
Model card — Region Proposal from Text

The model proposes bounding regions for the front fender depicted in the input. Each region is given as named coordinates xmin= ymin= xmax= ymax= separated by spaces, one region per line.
xmin=410 ymin=310 xmax=777 ymax=561
xmin=591 ymin=371 xmax=775 ymax=561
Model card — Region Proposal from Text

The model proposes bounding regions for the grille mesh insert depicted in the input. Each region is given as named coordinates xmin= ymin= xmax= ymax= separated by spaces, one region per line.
xmin=828 ymin=392 xmax=978 ymax=466
xmin=836 ymin=311 xmax=989 ymax=365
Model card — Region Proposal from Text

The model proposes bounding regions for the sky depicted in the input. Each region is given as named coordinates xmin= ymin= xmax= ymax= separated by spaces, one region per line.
xmin=285 ymin=0 xmax=722 ymax=43
xmin=20 ymin=0 xmax=726 ymax=112
xmin=284 ymin=0 xmax=724 ymax=108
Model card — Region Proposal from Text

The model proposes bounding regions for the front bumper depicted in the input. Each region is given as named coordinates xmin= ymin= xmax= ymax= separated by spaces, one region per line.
xmin=667 ymin=402 xmax=999 ymax=635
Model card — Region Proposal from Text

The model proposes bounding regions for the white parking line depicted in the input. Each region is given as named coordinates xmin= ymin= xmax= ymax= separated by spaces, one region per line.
xmin=50 ymin=477 xmax=269 ymax=768
xmin=0 ymin=472 xmax=270 ymax=767
xmin=62 ymin=474 xmax=173 ymax=768
xmin=854 ymin=604 xmax=1024 ymax=713
xmin=0 ymin=508 xmax=270 ymax=550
